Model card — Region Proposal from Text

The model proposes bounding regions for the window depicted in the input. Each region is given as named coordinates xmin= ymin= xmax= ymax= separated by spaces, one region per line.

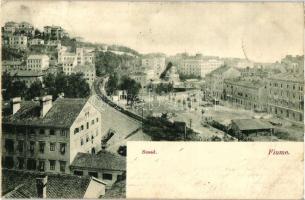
xmin=81 ymin=125 xmax=84 ymax=130
xmin=60 ymin=143 xmax=66 ymax=155
xmin=86 ymin=136 xmax=89 ymax=143
xmin=39 ymin=142 xmax=45 ymax=153
xmin=88 ymin=171 xmax=98 ymax=178
xmin=102 ymin=173 xmax=112 ymax=180
xmin=60 ymin=130 xmax=67 ymax=137
xmin=17 ymin=157 xmax=24 ymax=169
xmin=17 ymin=140 xmax=24 ymax=153
xmin=29 ymin=141 xmax=35 ymax=154
xmin=50 ymin=129 xmax=55 ymax=135
xmin=5 ymin=139 xmax=14 ymax=153
xmin=49 ymin=160 xmax=55 ymax=170
xmin=38 ymin=160 xmax=45 ymax=172
xmin=3 ymin=156 xmax=14 ymax=169
xmin=91 ymin=120 xmax=94 ymax=125
xmin=74 ymin=128 xmax=79 ymax=134
xmin=86 ymin=122 xmax=89 ymax=129
xmin=50 ymin=143 xmax=55 ymax=151
xmin=27 ymin=159 xmax=36 ymax=170
xmin=74 ymin=170 xmax=84 ymax=176
xmin=39 ymin=129 xmax=45 ymax=135
xmin=59 ymin=161 xmax=66 ymax=173
xmin=80 ymin=138 xmax=84 ymax=146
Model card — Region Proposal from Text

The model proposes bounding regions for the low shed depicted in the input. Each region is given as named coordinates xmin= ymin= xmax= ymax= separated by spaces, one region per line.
xmin=229 ymin=119 xmax=274 ymax=137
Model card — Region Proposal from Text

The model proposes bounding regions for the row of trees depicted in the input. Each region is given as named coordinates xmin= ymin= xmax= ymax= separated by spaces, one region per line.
xmin=95 ymin=51 xmax=136 ymax=76
xmin=2 ymin=71 xmax=90 ymax=101
xmin=143 ymin=116 xmax=196 ymax=141
xmin=106 ymin=73 xmax=141 ymax=105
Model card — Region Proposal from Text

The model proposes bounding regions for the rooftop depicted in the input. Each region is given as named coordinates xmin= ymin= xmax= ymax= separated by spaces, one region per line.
xmin=7 ymin=70 xmax=45 ymax=77
xmin=268 ymin=73 xmax=303 ymax=82
xmin=231 ymin=119 xmax=273 ymax=131
xmin=3 ymin=98 xmax=88 ymax=128
xmin=27 ymin=54 xmax=49 ymax=60
xmin=2 ymin=169 xmax=95 ymax=198
xmin=207 ymin=65 xmax=231 ymax=76
xmin=224 ymin=78 xmax=265 ymax=89
xmin=71 ymin=152 xmax=126 ymax=171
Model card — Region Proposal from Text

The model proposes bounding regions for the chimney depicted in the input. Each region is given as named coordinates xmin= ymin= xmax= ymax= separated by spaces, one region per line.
xmin=40 ymin=95 xmax=53 ymax=117
xmin=10 ymin=97 xmax=21 ymax=115
xmin=36 ymin=176 xmax=47 ymax=198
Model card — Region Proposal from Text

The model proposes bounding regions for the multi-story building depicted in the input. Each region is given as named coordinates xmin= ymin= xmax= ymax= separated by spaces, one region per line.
xmin=224 ymin=78 xmax=268 ymax=112
xmin=2 ymin=96 xmax=103 ymax=174
xmin=43 ymin=26 xmax=68 ymax=39
xmin=7 ymin=70 xmax=45 ymax=87
xmin=164 ymin=65 xmax=180 ymax=85
xmin=178 ymin=59 xmax=224 ymax=78
xmin=18 ymin=21 xmax=34 ymax=37
xmin=266 ymin=73 xmax=303 ymax=122
xmin=130 ymin=69 xmax=155 ymax=88
xmin=141 ymin=57 xmax=166 ymax=77
xmin=29 ymin=38 xmax=44 ymax=46
xmin=7 ymin=35 xmax=28 ymax=49
xmin=2 ymin=21 xmax=19 ymax=34
xmin=2 ymin=60 xmax=25 ymax=72
xmin=205 ymin=66 xmax=241 ymax=100
xmin=76 ymin=47 xmax=94 ymax=65
xmin=26 ymin=54 xmax=50 ymax=71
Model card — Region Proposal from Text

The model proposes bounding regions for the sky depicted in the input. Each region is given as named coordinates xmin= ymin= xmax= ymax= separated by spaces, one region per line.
xmin=1 ymin=1 xmax=304 ymax=62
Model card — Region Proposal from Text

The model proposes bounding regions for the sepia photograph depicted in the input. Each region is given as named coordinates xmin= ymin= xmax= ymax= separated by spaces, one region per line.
xmin=1 ymin=1 xmax=304 ymax=199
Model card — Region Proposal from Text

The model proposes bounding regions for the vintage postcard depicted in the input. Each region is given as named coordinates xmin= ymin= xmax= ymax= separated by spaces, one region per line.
xmin=0 ymin=1 xmax=304 ymax=199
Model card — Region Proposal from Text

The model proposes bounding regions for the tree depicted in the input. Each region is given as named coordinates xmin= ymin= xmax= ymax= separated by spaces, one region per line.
xmin=26 ymin=80 xmax=44 ymax=100
xmin=106 ymin=73 xmax=118 ymax=95
xmin=160 ymin=62 xmax=173 ymax=79
xmin=43 ymin=73 xmax=57 ymax=98
xmin=11 ymin=80 xmax=27 ymax=99
xmin=2 ymin=71 xmax=13 ymax=100
xmin=65 ymin=73 xmax=90 ymax=98
xmin=119 ymin=76 xmax=141 ymax=105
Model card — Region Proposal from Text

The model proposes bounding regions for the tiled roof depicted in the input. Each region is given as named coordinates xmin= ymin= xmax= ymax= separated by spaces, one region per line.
xmin=3 ymin=98 xmax=88 ymax=128
xmin=102 ymin=180 xmax=126 ymax=199
xmin=231 ymin=119 xmax=273 ymax=131
xmin=71 ymin=152 xmax=126 ymax=171
xmin=2 ymin=169 xmax=93 ymax=198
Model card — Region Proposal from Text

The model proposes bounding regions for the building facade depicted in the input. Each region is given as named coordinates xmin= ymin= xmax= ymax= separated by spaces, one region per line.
xmin=205 ymin=66 xmax=241 ymax=100
xmin=224 ymin=78 xmax=268 ymax=112
xmin=2 ymin=96 xmax=103 ymax=174
xmin=266 ymin=73 xmax=303 ymax=122
xmin=26 ymin=54 xmax=50 ymax=71
xmin=141 ymin=57 xmax=166 ymax=77
xmin=70 ymin=152 xmax=126 ymax=188
xmin=29 ymin=38 xmax=45 ymax=46
xmin=43 ymin=26 xmax=68 ymax=39
xmin=178 ymin=59 xmax=224 ymax=78
xmin=8 ymin=35 xmax=28 ymax=49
